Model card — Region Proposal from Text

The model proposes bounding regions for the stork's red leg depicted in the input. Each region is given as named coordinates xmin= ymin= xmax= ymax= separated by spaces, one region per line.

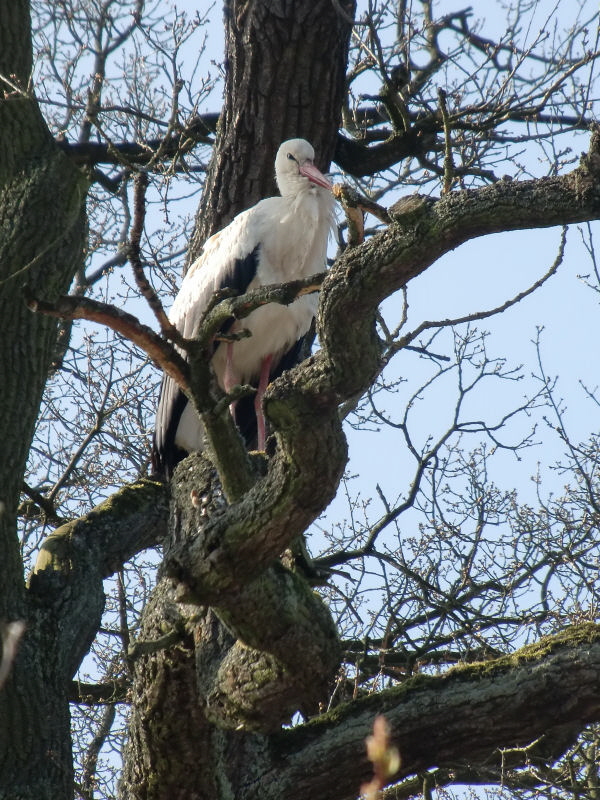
xmin=255 ymin=354 xmax=273 ymax=450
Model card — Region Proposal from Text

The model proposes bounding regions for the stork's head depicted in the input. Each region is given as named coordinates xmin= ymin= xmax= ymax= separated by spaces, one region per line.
xmin=275 ymin=139 xmax=332 ymax=197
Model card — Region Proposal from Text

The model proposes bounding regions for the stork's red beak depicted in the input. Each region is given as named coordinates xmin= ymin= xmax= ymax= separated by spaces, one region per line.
xmin=299 ymin=161 xmax=332 ymax=190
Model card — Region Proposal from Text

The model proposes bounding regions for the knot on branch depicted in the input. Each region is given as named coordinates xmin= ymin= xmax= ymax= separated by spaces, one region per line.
xmin=388 ymin=193 xmax=436 ymax=226
xmin=333 ymin=183 xmax=391 ymax=247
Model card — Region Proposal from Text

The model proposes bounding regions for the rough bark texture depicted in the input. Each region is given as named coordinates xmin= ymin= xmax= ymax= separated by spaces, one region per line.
xmin=31 ymin=478 xmax=168 ymax=582
xmin=120 ymin=2 xmax=355 ymax=795
xmin=124 ymin=620 xmax=600 ymax=800
xmin=0 ymin=3 xmax=86 ymax=620
xmin=237 ymin=624 xmax=600 ymax=800
xmin=120 ymin=582 xmax=219 ymax=799
xmin=165 ymin=455 xmax=342 ymax=730
xmin=0 ymin=3 xmax=93 ymax=797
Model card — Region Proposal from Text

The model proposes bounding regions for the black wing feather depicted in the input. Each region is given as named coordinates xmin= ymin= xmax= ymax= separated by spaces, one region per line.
xmin=151 ymin=383 xmax=188 ymax=477
xmin=152 ymin=245 xmax=261 ymax=477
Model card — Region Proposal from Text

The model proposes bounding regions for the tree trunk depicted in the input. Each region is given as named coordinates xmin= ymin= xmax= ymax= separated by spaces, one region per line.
xmin=0 ymin=2 xmax=89 ymax=797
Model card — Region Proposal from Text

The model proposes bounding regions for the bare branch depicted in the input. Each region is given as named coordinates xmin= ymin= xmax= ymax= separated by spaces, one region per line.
xmin=24 ymin=289 xmax=190 ymax=393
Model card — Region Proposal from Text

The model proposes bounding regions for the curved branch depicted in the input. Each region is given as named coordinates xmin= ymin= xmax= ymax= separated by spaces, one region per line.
xmin=27 ymin=478 xmax=168 ymax=681
xmin=24 ymin=290 xmax=190 ymax=392
xmin=241 ymin=624 xmax=600 ymax=800
xmin=164 ymin=127 xmax=600 ymax=610
xmin=317 ymin=125 xmax=600 ymax=404
xmin=57 ymin=114 xmax=217 ymax=167
xmin=31 ymin=477 xmax=169 ymax=583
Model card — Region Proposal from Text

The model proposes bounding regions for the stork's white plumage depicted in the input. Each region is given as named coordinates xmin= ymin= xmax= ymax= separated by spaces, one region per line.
xmin=153 ymin=138 xmax=335 ymax=476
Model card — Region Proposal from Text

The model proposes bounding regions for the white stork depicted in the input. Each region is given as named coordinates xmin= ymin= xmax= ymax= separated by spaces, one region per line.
xmin=153 ymin=138 xmax=335 ymax=476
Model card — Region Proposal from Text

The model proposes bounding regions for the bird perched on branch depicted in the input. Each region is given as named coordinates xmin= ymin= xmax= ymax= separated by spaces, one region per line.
xmin=152 ymin=138 xmax=335 ymax=477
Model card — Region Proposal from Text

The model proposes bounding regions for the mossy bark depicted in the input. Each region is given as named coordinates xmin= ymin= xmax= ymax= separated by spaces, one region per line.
xmin=0 ymin=3 xmax=90 ymax=796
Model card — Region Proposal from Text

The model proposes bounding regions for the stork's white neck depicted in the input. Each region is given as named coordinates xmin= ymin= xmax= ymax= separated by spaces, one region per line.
xmin=277 ymin=172 xmax=315 ymax=199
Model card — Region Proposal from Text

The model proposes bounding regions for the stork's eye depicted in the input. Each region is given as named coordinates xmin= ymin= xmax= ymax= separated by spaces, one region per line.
xmin=286 ymin=153 xmax=297 ymax=162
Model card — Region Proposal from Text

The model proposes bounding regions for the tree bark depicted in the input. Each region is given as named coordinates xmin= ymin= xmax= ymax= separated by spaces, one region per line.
xmin=237 ymin=624 xmax=600 ymax=800
xmin=117 ymin=99 xmax=600 ymax=794
xmin=0 ymin=3 xmax=90 ymax=796
xmin=3 ymin=1 xmax=600 ymax=798
xmin=123 ymin=621 xmax=600 ymax=800
xmin=0 ymin=1 xmax=86 ymax=619
xmin=164 ymin=455 xmax=342 ymax=730
xmin=122 ymin=2 xmax=356 ymax=792
xmin=120 ymin=582 xmax=220 ymax=800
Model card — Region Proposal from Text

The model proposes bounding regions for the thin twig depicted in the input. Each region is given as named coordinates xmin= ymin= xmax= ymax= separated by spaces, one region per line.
xmin=396 ymin=227 xmax=567 ymax=352
xmin=128 ymin=172 xmax=186 ymax=344
xmin=438 ymin=88 xmax=456 ymax=194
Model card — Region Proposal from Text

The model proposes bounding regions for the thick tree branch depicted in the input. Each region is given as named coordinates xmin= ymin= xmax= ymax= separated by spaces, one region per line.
xmin=240 ymin=624 xmax=600 ymax=800
xmin=56 ymin=114 xmax=217 ymax=168
xmin=31 ymin=478 xmax=168 ymax=584
xmin=26 ymin=478 xmax=168 ymax=687
xmin=165 ymin=457 xmax=341 ymax=732
xmin=315 ymin=125 xmax=600 ymax=404
xmin=69 ymin=677 xmax=130 ymax=706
